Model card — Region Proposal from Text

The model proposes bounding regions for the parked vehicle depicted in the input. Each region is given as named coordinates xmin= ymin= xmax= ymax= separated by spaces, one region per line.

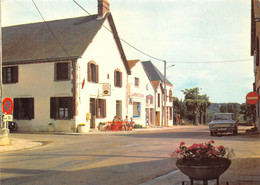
xmin=209 ymin=113 xmax=238 ymax=136
xmin=8 ymin=121 xmax=18 ymax=132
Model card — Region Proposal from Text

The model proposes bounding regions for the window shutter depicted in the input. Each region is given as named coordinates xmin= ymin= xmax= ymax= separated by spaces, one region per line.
xmin=2 ymin=67 xmax=6 ymax=83
xmin=14 ymin=98 xmax=20 ymax=120
xmin=68 ymin=97 xmax=74 ymax=119
xmin=114 ymin=70 xmax=117 ymax=86
xmin=96 ymin=99 xmax=100 ymax=118
xmin=50 ymin=97 xmax=57 ymax=119
xmin=257 ymin=37 xmax=259 ymax=66
xmin=13 ymin=66 xmax=18 ymax=83
xmin=67 ymin=63 xmax=71 ymax=80
xmin=96 ymin=65 xmax=99 ymax=83
xmin=120 ymin=72 xmax=122 ymax=87
xmin=87 ymin=63 xmax=91 ymax=82
xmin=54 ymin=63 xmax=57 ymax=80
xmin=28 ymin=98 xmax=34 ymax=119
xmin=103 ymin=99 xmax=106 ymax=118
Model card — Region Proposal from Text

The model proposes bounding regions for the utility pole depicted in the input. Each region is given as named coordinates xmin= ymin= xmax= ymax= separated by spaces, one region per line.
xmin=163 ymin=60 xmax=166 ymax=126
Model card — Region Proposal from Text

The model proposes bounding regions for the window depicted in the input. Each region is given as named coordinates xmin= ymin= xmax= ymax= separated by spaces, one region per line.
xmin=96 ymin=99 xmax=106 ymax=118
xmin=133 ymin=102 xmax=141 ymax=118
xmin=14 ymin=98 xmax=34 ymax=120
xmin=114 ymin=70 xmax=122 ymax=87
xmin=134 ymin=77 xmax=139 ymax=87
xmin=169 ymin=90 xmax=173 ymax=102
xmin=88 ymin=62 xmax=99 ymax=83
xmin=146 ymin=95 xmax=153 ymax=105
xmin=169 ymin=107 xmax=173 ymax=120
xmin=50 ymin=97 xmax=74 ymax=119
xmin=3 ymin=66 xmax=18 ymax=84
xmin=55 ymin=62 xmax=70 ymax=81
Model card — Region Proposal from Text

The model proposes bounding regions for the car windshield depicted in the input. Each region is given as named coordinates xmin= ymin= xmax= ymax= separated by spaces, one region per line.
xmin=213 ymin=114 xmax=233 ymax=120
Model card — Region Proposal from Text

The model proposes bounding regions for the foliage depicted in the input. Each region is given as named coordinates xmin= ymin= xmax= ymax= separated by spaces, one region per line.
xmin=240 ymin=103 xmax=256 ymax=122
xmin=171 ymin=140 xmax=234 ymax=165
xmin=134 ymin=124 xmax=143 ymax=128
xmin=181 ymin=87 xmax=210 ymax=125
xmin=219 ymin=103 xmax=240 ymax=119
xmin=78 ymin=123 xmax=86 ymax=126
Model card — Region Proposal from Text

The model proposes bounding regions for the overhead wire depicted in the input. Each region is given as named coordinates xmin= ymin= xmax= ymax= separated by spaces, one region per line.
xmin=72 ymin=0 xmax=165 ymax=62
xmin=31 ymin=0 xmax=72 ymax=58
xmin=72 ymin=0 xmax=253 ymax=65
xmin=167 ymin=59 xmax=253 ymax=64
xmin=31 ymin=0 xmax=254 ymax=65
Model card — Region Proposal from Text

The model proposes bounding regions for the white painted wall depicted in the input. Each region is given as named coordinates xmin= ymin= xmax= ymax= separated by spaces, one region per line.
xmin=128 ymin=61 xmax=155 ymax=127
xmin=3 ymin=61 xmax=74 ymax=132
xmin=76 ymin=19 xmax=129 ymax=130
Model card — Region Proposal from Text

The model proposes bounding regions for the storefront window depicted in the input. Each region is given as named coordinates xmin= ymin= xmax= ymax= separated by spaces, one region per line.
xmin=133 ymin=102 xmax=141 ymax=118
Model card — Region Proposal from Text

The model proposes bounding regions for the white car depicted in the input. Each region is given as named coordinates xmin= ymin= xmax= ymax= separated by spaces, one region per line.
xmin=209 ymin=113 xmax=238 ymax=136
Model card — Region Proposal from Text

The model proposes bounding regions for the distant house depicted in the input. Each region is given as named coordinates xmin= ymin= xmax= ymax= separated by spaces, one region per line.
xmin=127 ymin=60 xmax=156 ymax=127
xmin=142 ymin=61 xmax=173 ymax=126
xmin=2 ymin=0 xmax=131 ymax=132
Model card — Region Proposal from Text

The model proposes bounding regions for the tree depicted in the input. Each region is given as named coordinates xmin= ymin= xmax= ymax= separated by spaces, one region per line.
xmin=220 ymin=103 xmax=240 ymax=119
xmin=173 ymin=97 xmax=187 ymax=124
xmin=240 ymin=103 xmax=256 ymax=122
xmin=199 ymin=94 xmax=211 ymax=124
xmin=182 ymin=87 xmax=201 ymax=125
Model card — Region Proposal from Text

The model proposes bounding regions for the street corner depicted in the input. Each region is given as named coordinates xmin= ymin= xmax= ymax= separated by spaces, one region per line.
xmin=219 ymin=157 xmax=260 ymax=184
xmin=0 ymin=138 xmax=43 ymax=153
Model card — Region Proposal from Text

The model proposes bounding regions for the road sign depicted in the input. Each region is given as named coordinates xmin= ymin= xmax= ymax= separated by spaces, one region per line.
xmin=246 ymin=92 xmax=259 ymax=105
xmin=3 ymin=114 xmax=13 ymax=122
xmin=2 ymin=97 xmax=13 ymax=115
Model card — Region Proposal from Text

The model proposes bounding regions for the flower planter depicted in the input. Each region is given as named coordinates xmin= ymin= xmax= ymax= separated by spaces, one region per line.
xmin=176 ymin=158 xmax=231 ymax=180
xmin=77 ymin=125 xmax=88 ymax=133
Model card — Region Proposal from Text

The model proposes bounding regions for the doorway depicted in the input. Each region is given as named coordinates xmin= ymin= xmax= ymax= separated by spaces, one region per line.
xmin=90 ymin=98 xmax=96 ymax=129
xmin=116 ymin=100 xmax=122 ymax=118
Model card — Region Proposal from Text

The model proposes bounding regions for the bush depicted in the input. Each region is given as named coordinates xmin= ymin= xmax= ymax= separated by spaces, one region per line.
xmin=134 ymin=124 xmax=143 ymax=128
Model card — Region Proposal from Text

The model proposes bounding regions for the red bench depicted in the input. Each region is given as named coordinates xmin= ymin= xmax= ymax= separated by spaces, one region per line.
xmin=106 ymin=121 xmax=127 ymax=131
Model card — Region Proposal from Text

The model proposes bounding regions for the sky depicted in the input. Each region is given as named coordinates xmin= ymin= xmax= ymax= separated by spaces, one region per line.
xmin=1 ymin=0 xmax=254 ymax=103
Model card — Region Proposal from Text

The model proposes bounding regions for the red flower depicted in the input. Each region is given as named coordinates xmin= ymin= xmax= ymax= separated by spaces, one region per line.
xmin=217 ymin=145 xmax=225 ymax=150
xmin=213 ymin=150 xmax=218 ymax=155
xmin=176 ymin=149 xmax=182 ymax=154
xmin=191 ymin=144 xmax=198 ymax=149
xmin=208 ymin=140 xmax=215 ymax=144
xmin=180 ymin=142 xmax=185 ymax=147
xmin=202 ymin=145 xmax=208 ymax=149
xmin=196 ymin=149 xmax=201 ymax=154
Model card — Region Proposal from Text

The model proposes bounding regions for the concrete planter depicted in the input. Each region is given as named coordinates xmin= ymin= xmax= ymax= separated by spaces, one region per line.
xmin=78 ymin=125 xmax=88 ymax=133
xmin=48 ymin=124 xmax=55 ymax=132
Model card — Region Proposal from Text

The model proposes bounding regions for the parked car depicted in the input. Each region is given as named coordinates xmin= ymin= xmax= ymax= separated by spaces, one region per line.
xmin=209 ymin=113 xmax=238 ymax=136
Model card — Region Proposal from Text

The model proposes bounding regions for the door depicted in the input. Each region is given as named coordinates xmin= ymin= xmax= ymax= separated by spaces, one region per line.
xmin=150 ymin=108 xmax=154 ymax=125
xmin=156 ymin=111 xmax=160 ymax=126
xmin=90 ymin=98 xmax=96 ymax=129
xmin=116 ymin=100 xmax=122 ymax=118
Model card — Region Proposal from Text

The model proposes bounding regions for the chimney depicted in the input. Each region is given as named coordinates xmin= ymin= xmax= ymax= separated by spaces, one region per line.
xmin=98 ymin=0 xmax=110 ymax=17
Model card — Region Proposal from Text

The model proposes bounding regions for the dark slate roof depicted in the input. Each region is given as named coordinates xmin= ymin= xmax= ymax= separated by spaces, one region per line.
xmin=2 ymin=14 xmax=107 ymax=64
xmin=142 ymin=61 xmax=172 ymax=85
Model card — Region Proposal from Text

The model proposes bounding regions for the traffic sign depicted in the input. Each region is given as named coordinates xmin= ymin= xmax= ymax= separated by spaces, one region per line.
xmin=2 ymin=97 xmax=13 ymax=115
xmin=246 ymin=92 xmax=259 ymax=105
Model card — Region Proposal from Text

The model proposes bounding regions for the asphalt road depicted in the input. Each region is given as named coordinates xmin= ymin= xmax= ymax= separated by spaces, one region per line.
xmin=0 ymin=126 xmax=259 ymax=185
